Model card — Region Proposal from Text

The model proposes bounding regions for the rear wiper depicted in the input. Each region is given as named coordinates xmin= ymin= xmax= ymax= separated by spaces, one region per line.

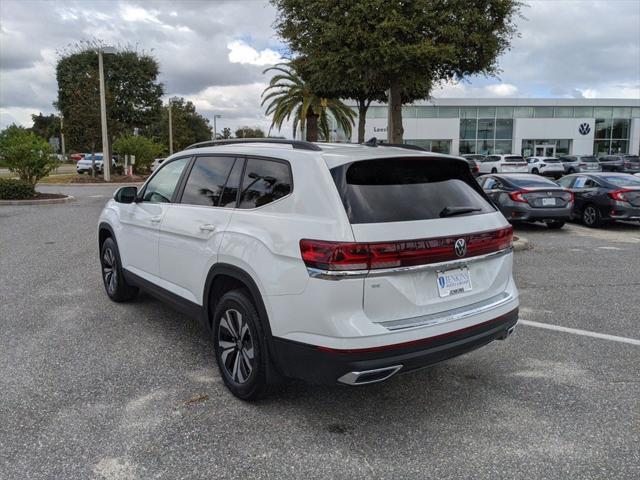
xmin=439 ymin=206 xmax=482 ymax=218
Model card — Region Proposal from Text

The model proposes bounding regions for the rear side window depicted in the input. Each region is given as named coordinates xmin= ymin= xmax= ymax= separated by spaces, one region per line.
xmin=181 ymin=156 xmax=237 ymax=207
xmin=238 ymin=158 xmax=292 ymax=209
xmin=505 ymin=156 xmax=524 ymax=162
xmin=331 ymin=158 xmax=494 ymax=224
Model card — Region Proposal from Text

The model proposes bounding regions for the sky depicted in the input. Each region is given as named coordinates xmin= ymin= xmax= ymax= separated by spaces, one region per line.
xmin=0 ymin=0 xmax=639 ymax=136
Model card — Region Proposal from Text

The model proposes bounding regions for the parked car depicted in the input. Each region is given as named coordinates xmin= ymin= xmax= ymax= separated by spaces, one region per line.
xmin=599 ymin=154 xmax=640 ymax=173
xmin=558 ymin=155 xmax=601 ymax=174
xmin=150 ymin=158 xmax=166 ymax=172
xmin=477 ymin=154 xmax=528 ymax=175
xmin=556 ymin=172 xmax=640 ymax=227
xmin=525 ymin=156 xmax=565 ymax=178
xmin=69 ymin=153 xmax=86 ymax=162
xmin=461 ymin=154 xmax=484 ymax=177
xmin=76 ymin=154 xmax=116 ymax=174
xmin=97 ymin=139 xmax=519 ymax=399
xmin=479 ymin=174 xmax=572 ymax=228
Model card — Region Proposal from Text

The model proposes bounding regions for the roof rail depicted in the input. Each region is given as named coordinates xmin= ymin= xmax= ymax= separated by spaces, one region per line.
xmin=184 ymin=138 xmax=323 ymax=151
xmin=363 ymin=137 xmax=427 ymax=151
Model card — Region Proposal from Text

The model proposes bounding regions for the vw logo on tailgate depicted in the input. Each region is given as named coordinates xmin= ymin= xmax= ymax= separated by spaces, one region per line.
xmin=454 ymin=238 xmax=467 ymax=257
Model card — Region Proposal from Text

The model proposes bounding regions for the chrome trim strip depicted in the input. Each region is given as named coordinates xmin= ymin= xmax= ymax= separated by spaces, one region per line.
xmin=380 ymin=291 xmax=514 ymax=331
xmin=306 ymin=246 xmax=513 ymax=280
xmin=337 ymin=365 xmax=403 ymax=386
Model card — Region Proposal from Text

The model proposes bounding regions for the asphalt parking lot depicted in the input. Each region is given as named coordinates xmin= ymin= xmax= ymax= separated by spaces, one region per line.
xmin=1 ymin=185 xmax=639 ymax=480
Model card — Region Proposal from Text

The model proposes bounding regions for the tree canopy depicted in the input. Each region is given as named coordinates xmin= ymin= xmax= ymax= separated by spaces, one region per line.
xmin=112 ymin=134 xmax=164 ymax=173
xmin=144 ymin=97 xmax=212 ymax=151
xmin=235 ymin=126 xmax=265 ymax=139
xmin=55 ymin=42 xmax=164 ymax=152
xmin=272 ymin=0 xmax=521 ymax=142
xmin=30 ymin=113 xmax=61 ymax=142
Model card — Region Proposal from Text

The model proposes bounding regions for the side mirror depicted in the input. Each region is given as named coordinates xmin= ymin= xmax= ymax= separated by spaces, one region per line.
xmin=114 ymin=186 xmax=138 ymax=204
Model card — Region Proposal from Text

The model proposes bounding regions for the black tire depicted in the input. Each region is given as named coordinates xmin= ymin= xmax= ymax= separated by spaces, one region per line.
xmin=547 ymin=220 xmax=565 ymax=229
xmin=212 ymin=289 xmax=270 ymax=400
xmin=582 ymin=204 xmax=602 ymax=228
xmin=531 ymin=168 xmax=539 ymax=175
xmin=491 ymin=168 xmax=498 ymax=173
xmin=100 ymin=237 xmax=138 ymax=302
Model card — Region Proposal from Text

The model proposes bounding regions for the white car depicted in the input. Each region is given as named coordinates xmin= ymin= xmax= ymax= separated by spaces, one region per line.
xmin=477 ymin=154 xmax=528 ymax=174
xmin=97 ymin=139 xmax=519 ymax=399
xmin=150 ymin=158 xmax=166 ymax=172
xmin=76 ymin=154 xmax=116 ymax=174
xmin=526 ymin=156 xmax=565 ymax=178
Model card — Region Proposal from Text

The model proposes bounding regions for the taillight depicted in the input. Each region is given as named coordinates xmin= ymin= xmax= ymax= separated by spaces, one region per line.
xmin=508 ymin=190 xmax=529 ymax=203
xmin=566 ymin=191 xmax=574 ymax=203
xmin=608 ymin=189 xmax=632 ymax=202
xmin=300 ymin=227 xmax=513 ymax=272
xmin=579 ymin=163 xmax=587 ymax=167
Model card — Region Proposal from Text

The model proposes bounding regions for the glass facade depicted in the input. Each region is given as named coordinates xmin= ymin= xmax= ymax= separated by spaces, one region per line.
xmin=405 ymin=139 xmax=451 ymax=154
xmin=521 ymin=139 xmax=572 ymax=157
xmin=458 ymin=109 xmax=513 ymax=154
xmin=593 ymin=118 xmax=630 ymax=155
xmin=364 ymin=104 xmax=640 ymax=119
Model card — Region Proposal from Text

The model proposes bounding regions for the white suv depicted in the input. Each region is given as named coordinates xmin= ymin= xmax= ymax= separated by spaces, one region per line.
xmin=98 ymin=139 xmax=519 ymax=399
xmin=526 ymin=156 xmax=565 ymax=178
xmin=477 ymin=154 xmax=528 ymax=175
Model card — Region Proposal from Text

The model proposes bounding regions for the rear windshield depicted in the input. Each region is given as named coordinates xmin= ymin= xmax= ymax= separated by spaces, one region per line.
xmin=509 ymin=176 xmax=559 ymax=188
xmin=601 ymin=175 xmax=640 ymax=187
xmin=580 ymin=156 xmax=598 ymax=162
xmin=505 ymin=156 xmax=524 ymax=162
xmin=330 ymin=158 xmax=494 ymax=224
xmin=544 ymin=158 xmax=561 ymax=163
xmin=624 ymin=156 xmax=640 ymax=162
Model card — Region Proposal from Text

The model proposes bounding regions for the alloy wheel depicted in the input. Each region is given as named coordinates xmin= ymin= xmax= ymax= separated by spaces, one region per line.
xmin=218 ymin=308 xmax=254 ymax=384
xmin=102 ymin=247 xmax=117 ymax=295
xmin=583 ymin=206 xmax=596 ymax=226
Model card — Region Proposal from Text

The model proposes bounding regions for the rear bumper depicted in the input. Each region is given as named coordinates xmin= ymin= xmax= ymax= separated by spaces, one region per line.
xmin=503 ymin=205 xmax=572 ymax=222
xmin=607 ymin=205 xmax=640 ymax=220
xmin=271 ymin=308 xmax=518 ymax=385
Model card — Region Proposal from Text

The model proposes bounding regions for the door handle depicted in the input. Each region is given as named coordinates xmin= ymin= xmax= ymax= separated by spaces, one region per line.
xmin=199 ymin=224 xmax=217 ymax=232
xmin=150 ymin=215 xmax=162 ymax=223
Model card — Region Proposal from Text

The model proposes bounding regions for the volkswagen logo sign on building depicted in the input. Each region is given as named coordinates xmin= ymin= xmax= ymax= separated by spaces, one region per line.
xmin=454 ymin=238 xmax=467 ymax=257
xmin=578 ymin=123 xmax=591 ymax=135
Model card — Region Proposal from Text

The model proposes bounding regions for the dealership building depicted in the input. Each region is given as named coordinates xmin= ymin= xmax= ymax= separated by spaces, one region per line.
xmin=347 ymin=98 xmax=640 ymax=157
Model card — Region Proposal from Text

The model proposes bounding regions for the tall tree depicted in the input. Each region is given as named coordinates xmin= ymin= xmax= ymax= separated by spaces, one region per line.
xmin=55 ymin=42 xmax=164 ymax=152
xmin=272 ymin=0 xmax=520 ymax=143
xmin=30 ymin=113 xmax=61 ymax=141
xmin=235 ymin=126 xmax=265 ymax=138
xmin=261 ymin=63 xmax=355 ymax=142
xmin=220 ymin=127 xmax=233 ymax=139
xmin=145 ymin=97 xmax=212 ymax=151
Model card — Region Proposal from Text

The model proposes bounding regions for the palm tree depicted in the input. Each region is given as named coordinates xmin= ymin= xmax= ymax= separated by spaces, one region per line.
xmin=261 ymin=63 xmax=355 ymax=142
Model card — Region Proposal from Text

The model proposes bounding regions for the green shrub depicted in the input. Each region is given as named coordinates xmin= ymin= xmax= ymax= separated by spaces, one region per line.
xmin=0 ymin=178 xmax=36 ymax=200
xmin=0 ymin=124 xmax=55 ymax=185
xmin=113 ymin=134 xmax=164 ymax=173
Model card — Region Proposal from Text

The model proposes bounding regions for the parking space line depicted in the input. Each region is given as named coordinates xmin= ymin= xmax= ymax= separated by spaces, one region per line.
xmin=519 ymin=319 xmax=640 ymax=346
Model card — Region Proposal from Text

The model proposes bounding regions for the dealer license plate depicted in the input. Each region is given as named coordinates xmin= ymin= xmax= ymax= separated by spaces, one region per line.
xmin=436 ymin=267 xmax=472 ymax=298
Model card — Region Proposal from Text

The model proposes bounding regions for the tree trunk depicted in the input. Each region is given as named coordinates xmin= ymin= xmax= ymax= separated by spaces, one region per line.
xmin=357 ymin=99 xmax=369 ymax=144
xmin=387 ymin=80 xmax=404 ymax=144
xmin=306 ymin=113 xmax=319 ymax=142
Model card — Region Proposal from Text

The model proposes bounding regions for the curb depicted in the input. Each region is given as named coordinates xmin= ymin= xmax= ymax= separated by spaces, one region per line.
xmin=0 ymin=195 xmax=76 ymax=206
xmin=36 ymin=182 xmax=144 ymax=187
xmin=513 ymin=235 xmax=530 ymax=252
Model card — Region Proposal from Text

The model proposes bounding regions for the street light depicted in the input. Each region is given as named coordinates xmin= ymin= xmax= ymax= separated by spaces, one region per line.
xmin=168 ymin=96 xmax=180 ymax=155
xmin=98 ymin=46 xmax=116 ymax=181
xmin=212 ymin=114 xmax=222 ymax=140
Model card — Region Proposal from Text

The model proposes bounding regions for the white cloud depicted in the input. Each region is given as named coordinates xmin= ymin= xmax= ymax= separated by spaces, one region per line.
xmin=227 ymin=40 xmax=282 ymax=66
xmin=120 ymin=5 xmax=161 ymax=24
xmin=486 ymin=84 xmax=519 ymax=97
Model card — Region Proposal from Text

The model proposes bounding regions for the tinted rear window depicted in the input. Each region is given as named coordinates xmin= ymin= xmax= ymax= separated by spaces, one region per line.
xmin=508 ymin=176 xmax=559 ymax=188
xmin=331 ymin=158 xmax=494 ymax=224
xmin=580 ymin=156 xmax=598 ymax=162
xmin=624 ymin=156 xmax=640 ymax=162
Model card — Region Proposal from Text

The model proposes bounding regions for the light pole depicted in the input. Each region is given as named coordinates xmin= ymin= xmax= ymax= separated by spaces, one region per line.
xmin=168 ymin=96 xmax=180 ymax=155
xmin=212 ymin=114 xmax=222 ymax=140
xmin=98 ymin=46 xmax=116 ymax=181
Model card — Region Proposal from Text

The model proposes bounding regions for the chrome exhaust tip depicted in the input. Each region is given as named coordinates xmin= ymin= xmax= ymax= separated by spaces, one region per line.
xmin=497 ymin=325 xmax=516 ymax=340
xmin=337 ymin=365 xmax=403 ymax=386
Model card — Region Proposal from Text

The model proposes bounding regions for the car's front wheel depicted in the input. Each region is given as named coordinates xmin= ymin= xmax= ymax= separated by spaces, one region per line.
xmin=531 ymin=168 xmax=539 ymax=175
xmin=213 ymin=289 xmax=270 ymax=400
xmin=100 ymin=237 xmax=138 ymax=302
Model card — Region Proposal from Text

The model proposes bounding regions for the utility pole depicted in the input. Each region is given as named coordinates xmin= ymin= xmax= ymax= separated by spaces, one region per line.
xmin=213 ymin=114 xmax=222 ymax=140
xmin=60 ymin=116 xmax=66 ymax=161
xmin=98 ymin=46 xmax=116 ymax=181
xmin=168 ymin=101 xmax=173 ymax=156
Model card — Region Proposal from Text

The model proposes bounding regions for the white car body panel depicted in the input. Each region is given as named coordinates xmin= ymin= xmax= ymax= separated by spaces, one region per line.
xmin=478 ymin=154 xmax=528 ymax=174
xmin=99 ymin=142 xmax=519 ymax=353
xmin=527 ymin=156 xmax=565 ymax=176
